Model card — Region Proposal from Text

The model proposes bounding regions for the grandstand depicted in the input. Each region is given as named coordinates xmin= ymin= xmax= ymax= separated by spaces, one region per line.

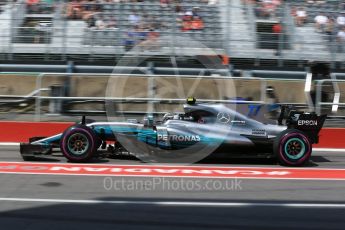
xmin=82 ymin=0 xmax=222 ymax=50
xmin=0 ymin=0 xmax=343 ymax=69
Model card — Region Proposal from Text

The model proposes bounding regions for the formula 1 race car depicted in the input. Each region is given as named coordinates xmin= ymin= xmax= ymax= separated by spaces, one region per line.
xmin=20 ymin=98 xmax=327 ymax=166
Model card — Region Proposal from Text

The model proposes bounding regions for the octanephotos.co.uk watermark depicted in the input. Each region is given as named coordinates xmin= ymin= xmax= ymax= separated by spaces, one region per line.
xmin=103 ymin=177 xmax=243 ymax=192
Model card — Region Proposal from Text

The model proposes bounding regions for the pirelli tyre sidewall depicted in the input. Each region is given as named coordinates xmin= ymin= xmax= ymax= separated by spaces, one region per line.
xmin=274 ymin=129 xmax=312 ymax=166
xmin=60 ymin=125 xmax=99 ymax=163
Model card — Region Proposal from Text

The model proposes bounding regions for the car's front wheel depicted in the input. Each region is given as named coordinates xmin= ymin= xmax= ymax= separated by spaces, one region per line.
xmin=274 ymin=129 xmax=312 ymax=166
xmin=60 ymin=125 xmax=99 ymax=163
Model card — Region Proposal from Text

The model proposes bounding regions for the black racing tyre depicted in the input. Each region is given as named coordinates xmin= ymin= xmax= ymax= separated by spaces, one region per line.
xmin=274 ymin=129 xmax=312 ymax=166
xmin=60 ymin=125 xmax=100 ymax=163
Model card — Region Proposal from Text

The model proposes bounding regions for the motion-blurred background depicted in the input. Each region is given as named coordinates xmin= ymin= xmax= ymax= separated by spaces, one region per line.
xmin=0 ymin=0 xmax=344 ymax=122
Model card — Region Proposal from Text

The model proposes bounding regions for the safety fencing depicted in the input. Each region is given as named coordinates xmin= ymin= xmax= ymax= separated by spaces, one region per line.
xmin=0 ymin=72 xmax=344 ymax=120
xmin=0 ymin=73 xmax=312 ymax=121
xmin=316 ymin=78 xmax=345 ymax=117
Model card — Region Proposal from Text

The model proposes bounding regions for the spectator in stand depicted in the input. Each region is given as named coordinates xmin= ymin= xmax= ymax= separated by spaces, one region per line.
xmin=255 ymin=1 xmax=270 ymax=18
xmin=136 ymin=25 xmax=148 ymax=42
xmin=95 ymin=16 xmax=106 ymax=29
xmin=314 ymin=13 xmax=328 ymax=32
xmin=181 ymin=11 xmax=193 ymax=32
xmin=255 ymin=0 xmax=282 ymax=19
xmin=337 ymin=27 xmax=345 ymax=52
xmin=86 ymin=14 xmax=96 ymax=28
xmin=208 ymin=0 xmax=219 ymax=5
xmin=180 ymin=7 xmax=205 ymax=32
xmin=26 ymin=0 xmax=39 ymax=13
xmin=175 ymin=4 xmax=184 ymax=27
xmin=123 ymin=24 xmax=148 ymax=51
xmin=306 ymin=0 xmax=326 ymax=5
xmin=160 ymin=0 xmax=170 ymax=8
xmin=290 ymin=6 xmax=297 ymax=17
xmin=295 ymin=7 xmax=307 ymax=27
xmin=272 ymin=22 xmax=282 ymax=56
xmin=124 ymin=27 xmax=137 ymax=51
xmin=325 ymin=18 xmax=336 ymax=42
xmin=106 ymin=16 xmax=117 ymax=29
xmin=337 ymin=13 xmax=345 ymax=28
xmin=66 ymin=0 xmax=83 ymax=20
xmin=138 ymin=27 xmax=160 ymax=51
xmin=192 ymin=7 xmax=201 ymax=17
xmin=128 ymin=10 xmax=141 ymax=25
xmin=150 ymin=16 xmax=166 ymax=31
xmin=82 ymin=0 xmax=93 ymax=12
xmin=81 ymin=2 xmax=99 ymax=21
xmin=191 ymin=16 xmax=204 ymax=31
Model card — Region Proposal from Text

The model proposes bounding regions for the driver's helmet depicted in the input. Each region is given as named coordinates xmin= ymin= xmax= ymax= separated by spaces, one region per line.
xmin=143 ymin=115 xmax=154 ymax=127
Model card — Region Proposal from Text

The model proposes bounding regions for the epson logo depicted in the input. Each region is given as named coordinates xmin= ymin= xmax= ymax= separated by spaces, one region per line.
xmin=158 ymin=134 xmax=201 ymax=142
xmin=297 ymin=120 xmax=318 ymax=126
xmin=292 ymin=114 xmax=301 ymax=121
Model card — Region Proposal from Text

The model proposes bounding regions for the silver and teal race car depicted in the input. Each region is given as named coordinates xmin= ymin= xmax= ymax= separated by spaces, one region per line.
xmin=20 ymin=98 xmax=326 ymax=166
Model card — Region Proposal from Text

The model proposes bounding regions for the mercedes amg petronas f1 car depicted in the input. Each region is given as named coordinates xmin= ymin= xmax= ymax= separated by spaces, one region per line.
xmin=20 ymin=98 xmax=326 ymax=166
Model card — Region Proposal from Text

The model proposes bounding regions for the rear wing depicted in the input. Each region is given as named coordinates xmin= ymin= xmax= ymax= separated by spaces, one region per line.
xmin=286 ymin=110 xmax=327 ymax=144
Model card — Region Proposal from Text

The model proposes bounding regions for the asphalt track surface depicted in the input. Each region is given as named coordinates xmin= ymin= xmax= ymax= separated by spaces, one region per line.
xmin=0 ymin=146 xmax=345 ymax=230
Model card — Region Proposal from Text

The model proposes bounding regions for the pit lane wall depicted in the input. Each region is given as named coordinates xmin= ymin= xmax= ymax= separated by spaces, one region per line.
xmin=0 ymin=121 xmax=343 ymax=149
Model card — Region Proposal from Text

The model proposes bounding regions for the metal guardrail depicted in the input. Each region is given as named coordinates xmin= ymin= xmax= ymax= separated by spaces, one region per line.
xmin=0 ymin=72 xmax=311 ymax=121
xmin=316 ymin=75 xmax=342 ymax=116
xmin=37 ymin=73 xmax=345 ymax=119
xmin=2 ymin=71 xmax=345 ymax=119
xmin=0 ymin=88 xmax=49 ymax=103
xmin=3 ymin=72 xmax=345 ymax=120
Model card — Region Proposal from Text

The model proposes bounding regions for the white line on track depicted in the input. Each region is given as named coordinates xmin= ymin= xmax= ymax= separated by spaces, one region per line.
xmin=0 ymin=197 xmax=344 ymax=208
xmin=0 ymin=143 xmax=20 ymax=146
xmin=314 ymin=148 xmax=345 ymax=152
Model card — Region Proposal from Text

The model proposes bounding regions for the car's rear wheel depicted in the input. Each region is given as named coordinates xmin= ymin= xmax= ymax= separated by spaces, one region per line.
xmin=274 ymin=129 xmax=312 ymax=166
xmin=60 ymin=125 xmax=100 ymax=162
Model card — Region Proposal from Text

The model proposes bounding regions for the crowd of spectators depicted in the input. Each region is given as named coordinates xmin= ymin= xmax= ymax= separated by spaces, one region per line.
xmin=178 ymin=7 xmax=205 ymax=31
xmin=160 ymin=0 xmax=218 ymax=7
xmin=0 ymin=0 xmax=21 ymax=14
xmin=123 ymin=2 xmax=210 ymax=50
xmin=26 ymin=0 xmax=54 ymax=14
xmin=292 ymin=7 xmax=307 ymax=26
xmin=63 ymin=0 xmax=219 ymax=49
xmin=325 ymin=20 xmax=343 ymax=53
xmin=65 ymin=0 xmax=102 ymax=21
xmin=290 ymin=1 xmax=345 ymax=53
xmin=65 ymin=1 xmax=213 ymax=30
xmin=243 ymin=0 xmax=283 ymax=19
